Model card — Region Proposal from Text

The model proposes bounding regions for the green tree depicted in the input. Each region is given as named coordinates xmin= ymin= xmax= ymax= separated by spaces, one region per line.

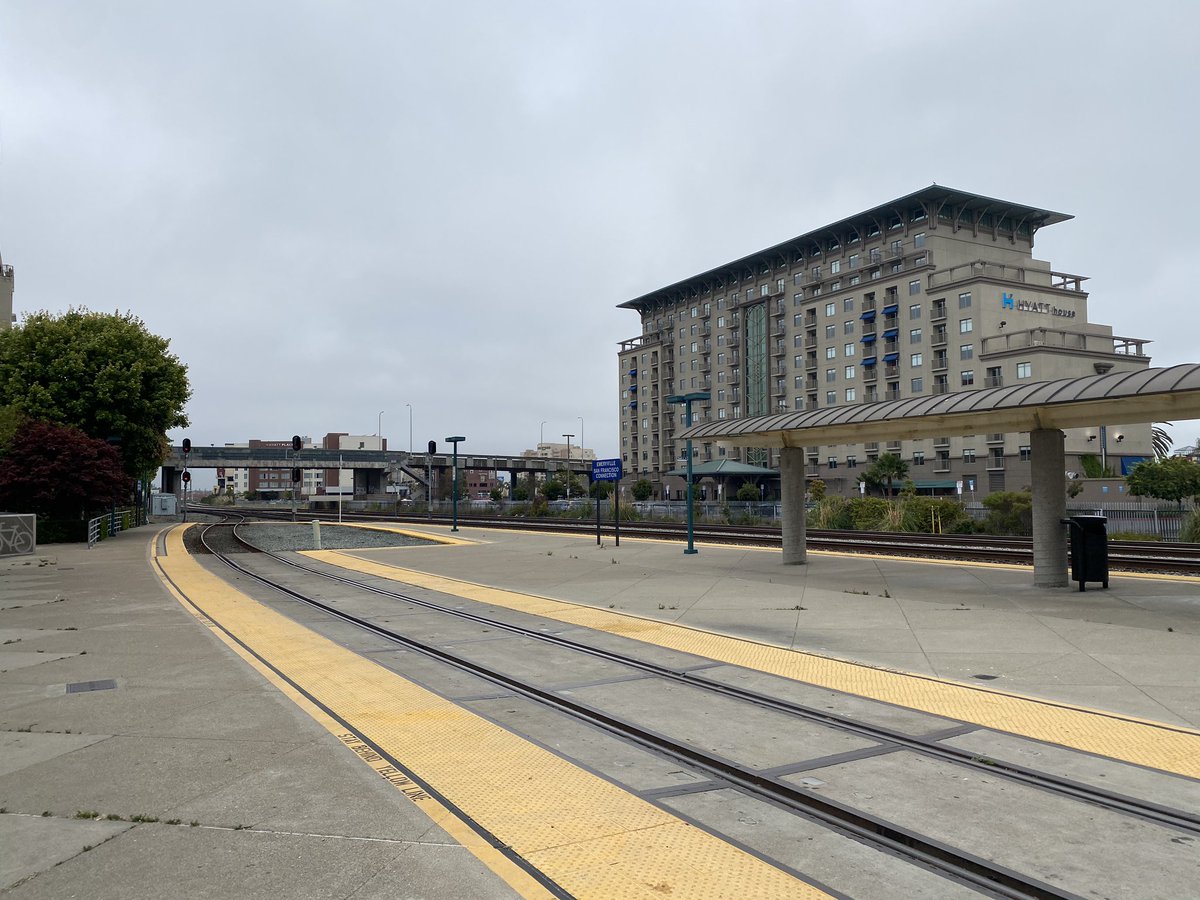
xmin=489 ymin=486 xmax=504 ymax=502
xmin=980 ymin=491 xmax=1033 ymax=536
xmin=0 ymin=421 xmax=133 ymax=519
xmin=862 ymin=453 xmax=909 ymax=497
xmin=631 ymin=478 xmax=654 ymax=501
xmin=542 ymin=478 xmax=566 ymax=501
xmin=1152 ymin=423 xmax=1173 ymax=460
xmin=589 ymin=480 xmax=612 ymax=499
xmin=807 ymin=478 xmax=826 ymax=502
xmin=1126 ymin=457 xmax=1200 ymax=506
xmin=735 ymin=481 xmax=760 ymax=501
xmin=0 ymin=309 xmax=190 ymax=479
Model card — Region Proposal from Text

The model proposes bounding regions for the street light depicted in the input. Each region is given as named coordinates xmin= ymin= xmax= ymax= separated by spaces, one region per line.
xmin=578 ymin=416 xmax=584 ymax=461
xmin=667 ymin=391 xmax=710 ymax=555
xmin=540 ymin=420 xmax=546 ymax=450
xmin=445 ymin=435 xmax=465 ymax=531
xmin=377 ymin=410 xmax=384 ymax=438
xmin=405 ymin=403 xmax=413 ymax=455
xmin=562 ymin=433 xmax=574 ymax=501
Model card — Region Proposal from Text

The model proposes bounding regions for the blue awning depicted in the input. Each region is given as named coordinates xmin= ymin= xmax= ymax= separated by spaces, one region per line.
xmin=860 ymin=310 xmax=876 ymax=321
xmin=629 ymin=369 xmax=637 ymax=377
xmin=861 ymin=333 xmax=877 ymax=343
xmin=882 ymin=304 xmax=899 ymax=316
xmin=630 ymin=401 xmax=638 ymax=409
xmin=863 ymin=356 xmax=877 ymax=367
xmin=883 ymin=352 xmax=899 ymax=363
xmin=882 ymin=328 xmax=898 ymax=339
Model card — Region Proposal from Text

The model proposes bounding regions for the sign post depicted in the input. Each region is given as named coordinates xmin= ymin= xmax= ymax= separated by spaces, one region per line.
xmin=591 ymin=458 xmax=623 ymax=547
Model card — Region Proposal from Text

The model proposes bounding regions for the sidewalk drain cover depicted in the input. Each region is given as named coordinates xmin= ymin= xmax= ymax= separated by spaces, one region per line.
xmin=66 ymin=679 xmax=117 ymax=694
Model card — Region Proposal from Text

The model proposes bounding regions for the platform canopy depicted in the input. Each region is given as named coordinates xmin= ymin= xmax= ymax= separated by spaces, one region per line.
xmin=680 ymin=364 xmax=1200 ymax=448
xmin=664 ymin=459 xmax=778 ymax=478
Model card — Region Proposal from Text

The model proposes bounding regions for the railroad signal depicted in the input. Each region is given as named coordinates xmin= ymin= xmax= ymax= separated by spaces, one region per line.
xmin=182 ymin=438 xmax=191 ymax=453
xmin=428 ymin=440 xmax=436 ymax=454
xmin=292 ymin=435 xmax=302 ymax=452
xmin=181 ymin=471 xmax=191 ymax=483
xmin=292 ymin=467 xmax=302 ymax=483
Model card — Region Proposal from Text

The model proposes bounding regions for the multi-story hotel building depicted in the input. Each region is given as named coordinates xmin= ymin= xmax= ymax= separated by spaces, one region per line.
xmin=617 ymin=186 xmax=1152 ymax=499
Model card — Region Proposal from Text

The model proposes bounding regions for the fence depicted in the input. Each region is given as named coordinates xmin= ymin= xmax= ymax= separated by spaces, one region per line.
xmin=87 ymin=507 xmax=141 ymax=549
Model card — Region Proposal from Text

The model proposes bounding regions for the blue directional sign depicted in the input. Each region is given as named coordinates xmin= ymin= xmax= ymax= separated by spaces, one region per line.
xmin=592 ymin=458 xmax=622 ymax=481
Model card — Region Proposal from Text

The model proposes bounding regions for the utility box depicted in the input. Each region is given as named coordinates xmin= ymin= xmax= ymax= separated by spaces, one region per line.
xmin=152 ymin=493 xmax=178 ymax=516
xmin=1062 ymin=515 xmax=1108 ymax=591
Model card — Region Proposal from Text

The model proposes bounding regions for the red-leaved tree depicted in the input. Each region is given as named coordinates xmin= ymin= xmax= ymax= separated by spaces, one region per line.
xmin=0 ymin=421 xmax=133 ymax=519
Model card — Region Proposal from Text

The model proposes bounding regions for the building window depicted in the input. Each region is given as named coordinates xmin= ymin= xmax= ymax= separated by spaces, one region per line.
xmin=911 ymin=377 xmax=924 ymax=392
xmin=845 ymin=388 xmax=856 ymax=402
xmin=959 ymin=318 xmax=973 ymax=334
xmin=963 ymin=448 xmax=976 ymax=463
xmin=911 ymin=353 xmax=923 ymax=367
xmin=914 ymin=232 xmax=926 ymax=248
xmin=1017 ymin=361 xmax=1032 ymax=379
xmin=847 ymin=455 xmax=858 ymax=467
xmin=844 ymin=364 xmax=856 ymax=379
xmin=909 ymin=279 xmax=921 ymax=295
xmin=830 ymin=260 xmax=841 ymax=274
xmin=1020 ymin=445 xmax=1032 ymax=461
xmin=844 ymin=320 xmax=855 ymax=335
xmin=848 ymin=254 xmax=859 ymax=269
xmin=844 ymin=297 xmax=855 ymax=312
xmin=961 ymin=371 xmax=974 ymax=386
xmin=826 ymin=391 xmax=837 ymax=405
xmin=825 ymin=302 xmax=836 ymax=317
xmin=958 ymin=291 xmax=972 ymax=309
xmin=718 ymin=407 xmax=727 ymax=419
xmin=844 ymin=342 xmax=856 ymax=357
xmin=826 ymin=346 xmax=837 ymax=359
xmin=826 ymin=367 xmax=836 ymax=383
xmin=826 ymin=324 xmax=837 ymax=339
xmin=812 ymin=266 xmax=821 ymax=280
xmin=691 ymin=306 xmax=698 ymax=318
xmin=910 ymin=328 xmax=922 ymax=343
xmin=960 ymin=344 xmax=974 ymax=360
xmin=828 ymin=457 xmax=838 ymax=468
xmin=913 ymin=451 xmax=925 ymax=466
xmin=909 ymin=303 xmax=921 ymax=320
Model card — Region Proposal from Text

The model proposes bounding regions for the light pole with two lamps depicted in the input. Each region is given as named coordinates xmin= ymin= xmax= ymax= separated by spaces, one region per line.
xmin=445 ymin=435 xmax=465 ymax=531
xmin=666 ymin=391 xmax=710 ymax=555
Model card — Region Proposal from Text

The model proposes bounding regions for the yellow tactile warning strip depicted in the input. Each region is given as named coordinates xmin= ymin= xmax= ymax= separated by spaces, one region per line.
xmin=305 ymin=550 xmax=1200 ymax=779
xmin=280 ymin=519 xmax=475 ymax=547
xmin=154 ymin=527 xmax=829 ymax=900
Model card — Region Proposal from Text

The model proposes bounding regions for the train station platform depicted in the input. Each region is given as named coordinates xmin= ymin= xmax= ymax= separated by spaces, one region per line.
xmin=2 ymin=520 xmax=1198 ymax=896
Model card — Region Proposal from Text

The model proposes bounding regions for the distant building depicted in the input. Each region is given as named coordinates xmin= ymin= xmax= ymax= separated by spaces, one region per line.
xmin=617 ymin=185 xmax=1154 ymax=498
xmin=1 ymin=255 xmax=14 ymax=331
xmin=523 ymin=441 xmax=596 ymax=462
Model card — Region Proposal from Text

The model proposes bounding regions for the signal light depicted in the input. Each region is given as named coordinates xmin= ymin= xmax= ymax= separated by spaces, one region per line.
xmin=292 ymin=467 xmax=302 ymax=482
xmin=182 ymin=438 xmax=191 ymax=453
xmin=292 ymin=435 xmax=302 ymax=452
xmin=181 ymin=471 xmax=191 ymax=483
xmin=428 ymin=440 xmax=436 ymax=454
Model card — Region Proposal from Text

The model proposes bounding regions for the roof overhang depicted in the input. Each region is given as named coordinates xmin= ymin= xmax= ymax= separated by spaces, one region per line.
xmin=679 ymin=365 xmax=1200 ymax=448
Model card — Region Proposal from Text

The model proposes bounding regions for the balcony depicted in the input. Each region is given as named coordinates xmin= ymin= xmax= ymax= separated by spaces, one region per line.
xmin=932 ymin=382 xmax=950 ymax=395
xmin=987 ymin=456 xmax=1006 ymax=471
xmin=987 ymin=433 xmax=1005 ymax=443
xmin=984 ymin=376 xmax=1004 ymax=388
xmin=931 ymin=302 xmax=947 ymax=321
xmin=934 ymin=436 xmax=950 ymax=448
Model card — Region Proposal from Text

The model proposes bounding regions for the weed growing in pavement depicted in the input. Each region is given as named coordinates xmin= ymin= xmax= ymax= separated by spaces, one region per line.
xmin=842 ymin=589 xmax=869 ymax=596
xmin=234 ymin=823 xmax=248 ymax=830
xmin=41 ymin=811 xmax=52 ymax=817
xmin=129 ymin=814 xmax=159 ymax=823
xmin=611 ymin=558 xmax=618 ymax=564
xmin=657 ymin=604 xmax=665 ymax=610
xmin=82 ymin=845 xmax=93 ymax=852
xmin=105 ymin=814 xmax=123 ymax=821
xmin=16 ymin=725 xmax=32 ymax=732
xmin=165 ymin=818 xmax=182 ymax=825
xmin=190 ymin=821 xmax=200 ymax=827
xmin=2 ymin=639 xmax=20 ymax=645
xmin=546 ymin=551 xmax=553 ymax=556
xmin=74 ymin=810 xmax=100 ymax=819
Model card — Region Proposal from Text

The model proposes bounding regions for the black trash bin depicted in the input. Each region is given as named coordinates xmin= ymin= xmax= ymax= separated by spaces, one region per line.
xmin=1060 ymin=515 xmax=1109 ymax=591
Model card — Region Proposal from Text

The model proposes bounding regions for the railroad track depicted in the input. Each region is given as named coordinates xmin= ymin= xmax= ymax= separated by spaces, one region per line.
xmin=187 ymin=505 xmax=1200 ymax=575
xmin=186 ymin=516 xmax=1200 ymax=898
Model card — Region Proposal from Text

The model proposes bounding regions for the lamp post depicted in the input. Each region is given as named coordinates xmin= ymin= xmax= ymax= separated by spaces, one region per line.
xmin=578 ymin=416 xmax=584 ymax=461
xmin=562 ymin=433 xmax=574 ymax=501
xmin=377 ymin=410 xmax=384 ymax=438
xmin=540 ymin=420 xmax=546 ymax=450
xmin=405 ymin=403 xmax=413 ymax=455
xmin=445 ymin=436 xmax=465 ymax=531
xmin=667 ymin=391 xmax=710 ymax=555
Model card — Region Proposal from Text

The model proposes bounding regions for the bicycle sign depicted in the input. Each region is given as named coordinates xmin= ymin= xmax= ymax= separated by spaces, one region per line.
xmin=0 ymin=514 xmax=36 ymax=557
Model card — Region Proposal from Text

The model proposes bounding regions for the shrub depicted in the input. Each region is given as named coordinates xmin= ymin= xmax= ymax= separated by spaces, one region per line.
xmin=1180 ymin=508 xmax=1200 ymax=543
xmin=901 ymin=497 xmax=970 ymax=534
xmin=980 ymin=491 xmax=1033 ymax=536
xmin=847 ymin=497 xmax=891 ymax=531
xmin=810 ymin=497 xmax=852 ymax=530
xmin=631 ymin=479 xmax=654 ymax=501
xmin=36 ymin=518 xmax=89 ymax=543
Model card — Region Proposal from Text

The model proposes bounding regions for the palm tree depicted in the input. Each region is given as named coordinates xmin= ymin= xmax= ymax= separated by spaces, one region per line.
xmin=1152 ymin=423 xmax=1173 ymax=460
xmin=865 ymin=452 xmax=909 ymax=497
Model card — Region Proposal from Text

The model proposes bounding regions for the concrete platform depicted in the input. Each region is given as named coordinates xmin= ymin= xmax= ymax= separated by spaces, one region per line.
xmin=1 ymin=520 xmax=1198 ymax=896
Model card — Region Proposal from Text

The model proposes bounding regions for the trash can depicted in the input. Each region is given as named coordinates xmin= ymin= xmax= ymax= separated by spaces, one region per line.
xmin=1061 ymin=515 xmax=1109 ymax=592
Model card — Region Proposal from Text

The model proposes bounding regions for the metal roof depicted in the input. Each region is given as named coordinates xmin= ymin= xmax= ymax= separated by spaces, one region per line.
xmin=679 ymin=364 xmax=1200 ymax=448
xmin=619 ymin=185 xmax=1071 ymax=311
xmin=664 ymin=459 xmax=778 ymax=478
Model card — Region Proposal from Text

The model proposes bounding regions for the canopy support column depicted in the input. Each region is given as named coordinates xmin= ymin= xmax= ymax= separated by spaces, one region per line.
xmin=1031 ymin=427 xmax=1067 ymax=587
xmin=780 ymin=446 xmax=807 ymax=565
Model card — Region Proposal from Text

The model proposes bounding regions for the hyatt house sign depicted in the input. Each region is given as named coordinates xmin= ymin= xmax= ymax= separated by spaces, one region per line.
xmin=1001 ymin=291 xmax=1076 ymax=319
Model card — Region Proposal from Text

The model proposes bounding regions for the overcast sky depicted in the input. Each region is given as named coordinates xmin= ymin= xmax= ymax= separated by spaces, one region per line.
xmin=3 ymin=2 xmax=1198 ymax=489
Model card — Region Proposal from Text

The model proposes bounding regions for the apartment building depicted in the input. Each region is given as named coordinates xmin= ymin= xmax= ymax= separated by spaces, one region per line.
xmin=617 ymin=186 xmax=1153 ymax=498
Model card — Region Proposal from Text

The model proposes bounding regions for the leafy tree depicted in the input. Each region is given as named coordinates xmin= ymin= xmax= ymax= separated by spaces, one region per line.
xmin=807 ymin=478 xmax=826 ymax=502
xmin=862 ymin=453 xmax=908 ymax=497
xmin=631 ymin=478 xmax=654 ymax=501
xmin=512 ymin=485 xmax=530 ymax=501
xmin=0 ymin=421 xmax=133 ymax=519
xmin=489 ymin=486 xmax=504 ymax=502
xmin=589 ymin=480 xmax=612 ymax=499
xmin=1079 ymin=453 xmax=1115 ymax=478
xmin=0 ymin=309 xmax=190 ymax=479
xmin=735 ymin=481 xmax=760 ymax=501
xmin=541 ymin=478 xmax=566 ymax=501
xmin=1126 ymin=457 xmax=1200 ymax=506
xmin=1151 ymin=423 xmax=1173 ymax=460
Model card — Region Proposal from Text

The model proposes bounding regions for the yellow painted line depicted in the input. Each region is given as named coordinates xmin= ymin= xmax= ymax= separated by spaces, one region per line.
xmin=154 ymin=527 xmax=827 ymax=899
xmin=307 ymin=549 xmax=1200 ymax=779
